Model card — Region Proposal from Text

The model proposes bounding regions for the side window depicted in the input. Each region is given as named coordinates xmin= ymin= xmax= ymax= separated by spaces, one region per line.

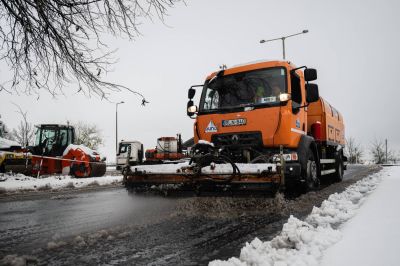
xmin=291 ymin=73 xmax=302 ymax=112
xmin=67 ymin=129 xmax=73 ymax=145
xmin=119 ymin=144 xmax=128 ymax=154
xmin=35 ymin=128 xmax=41 ymax=146
xmin=59 ymin=129 xmax=68 ymax=146
xmin=203 ymin=89 xmax=219 ymax=110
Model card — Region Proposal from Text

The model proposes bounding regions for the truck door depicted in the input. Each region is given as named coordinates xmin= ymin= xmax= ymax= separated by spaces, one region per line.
xmin=290 ymin=72 xmax=306 ymax=139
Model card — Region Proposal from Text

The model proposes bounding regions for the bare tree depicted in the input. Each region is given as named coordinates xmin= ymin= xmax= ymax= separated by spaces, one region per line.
xmin=370 ymin=139 xmax=396 ymax=164
xmin=370 ymin=139 xmax=385 ymax=164
xmin=0 ymin=115 xmax=15 ymax=140
xmin=73 ymin=121 xmax=103 ymax=150
xmin=11 ymin=124 xmax=35 ymax=146
xmin=0 ymin=116 xmax=8 ymax=138
xmin=9 ymin=104 xmax=35 ymax=146
xmin=0 ymin=0 xmax=181 ymax=99
xmin=345 ymin=137 xmax=363 ymax=164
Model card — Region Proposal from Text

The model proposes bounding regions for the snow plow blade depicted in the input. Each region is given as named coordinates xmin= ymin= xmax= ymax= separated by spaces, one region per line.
xmin=123 ymin=162 xmax=283 ymax=191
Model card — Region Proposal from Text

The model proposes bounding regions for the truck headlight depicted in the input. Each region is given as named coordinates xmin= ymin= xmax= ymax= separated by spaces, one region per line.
xmin=273 ymin=152 xmax=298 ymax=162
xmin=279 ymin=93 xmax=291 ymax=102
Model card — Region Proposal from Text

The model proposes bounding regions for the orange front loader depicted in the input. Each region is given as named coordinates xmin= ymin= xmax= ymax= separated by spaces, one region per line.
xmin=124 ymin=60 xmax=346 ymax=192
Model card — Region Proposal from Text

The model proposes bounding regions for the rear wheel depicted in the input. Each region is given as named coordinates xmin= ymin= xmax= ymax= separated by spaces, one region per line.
xmin=303 ymin=148 xmax=319 ymax=191
xmin=333 ymin=153 xmax=344 ymax=182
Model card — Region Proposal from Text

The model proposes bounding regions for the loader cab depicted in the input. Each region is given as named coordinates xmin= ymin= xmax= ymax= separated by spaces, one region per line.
xmin=32 ymin=124 xmax=75 ymax=156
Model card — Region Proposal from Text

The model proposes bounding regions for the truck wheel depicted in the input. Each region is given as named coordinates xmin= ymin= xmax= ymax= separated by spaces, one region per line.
xmin=303 ymin=149 xmax=319 ymax=191
xmin=333 ymin=154 xmax=344 ymax=182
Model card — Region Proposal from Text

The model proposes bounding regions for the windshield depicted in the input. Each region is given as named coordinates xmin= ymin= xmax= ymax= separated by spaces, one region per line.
xmin=119 ymin=143 xmax=130 ymax=154
xmin=35 ymin=127 xmax=58 ymax=151
xmin=199 ymin=67 xmax=286 ymax=112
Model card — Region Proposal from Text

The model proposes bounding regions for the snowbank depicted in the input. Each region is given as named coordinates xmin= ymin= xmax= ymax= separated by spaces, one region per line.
xmin=321 ymin=166 xmax=400 ymax=266
xmin=209 ymin=169 xmax=386 ymax=266
xmin=0 ymin=173 xmax=123 ymax=194
xmin=0 ymin=137 xmax=21 ymax=149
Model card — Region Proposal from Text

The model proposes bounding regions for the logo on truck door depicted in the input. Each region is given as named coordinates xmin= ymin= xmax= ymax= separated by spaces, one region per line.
xmin=205 ymin=121 xmax=218 ymax=133
xmin=222 ymin=118 xmax=247 ymax=127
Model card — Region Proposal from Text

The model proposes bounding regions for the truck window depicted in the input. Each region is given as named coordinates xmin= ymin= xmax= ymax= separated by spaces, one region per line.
xmin=291 ymin=73 xmax=302 ymax=110
xmin=203 ymin=89 xmax=220 ymax=110
xmin=119 ymin=143 xmax=129 ymax=154
xmin=200 ymin=67 xmax=287 ymax=112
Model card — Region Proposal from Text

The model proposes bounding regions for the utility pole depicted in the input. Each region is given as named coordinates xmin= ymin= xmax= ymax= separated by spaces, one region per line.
xmin=385 ymin=138 xmax=388 ymax=164
xmin=116 ymin=101 xmax=124 ymax=153
xmin=260 ymin=30 xmax=309 ymax=60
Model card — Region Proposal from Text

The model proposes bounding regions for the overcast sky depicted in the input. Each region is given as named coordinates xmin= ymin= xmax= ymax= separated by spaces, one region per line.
xmin=1 ymin=0 xmax=399 ymax=161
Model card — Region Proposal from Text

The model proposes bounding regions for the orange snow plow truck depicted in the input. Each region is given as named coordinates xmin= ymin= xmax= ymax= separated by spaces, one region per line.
xmin=124 ymin=60 xmax=346 ymax=192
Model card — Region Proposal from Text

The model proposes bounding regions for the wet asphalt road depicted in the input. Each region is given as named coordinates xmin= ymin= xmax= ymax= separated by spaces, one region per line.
xmin=0 ymin=165 xmax=381 ymax=265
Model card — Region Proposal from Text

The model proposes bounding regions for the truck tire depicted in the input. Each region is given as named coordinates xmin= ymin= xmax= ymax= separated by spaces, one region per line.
xmin=303 ymin=148 xmax=319 ymax=191
xmin=333 ymin=154 xmax=344 ymax=182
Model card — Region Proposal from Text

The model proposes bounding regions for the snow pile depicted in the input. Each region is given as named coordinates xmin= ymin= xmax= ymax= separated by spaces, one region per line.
xmin=202 ymin=163 xmax=276 ymax=174
xmin=320 ymin=166 xmax=400 ymax=265
xmin=63 ymin=144 xmax=105 ymax=160
xmin=0 ymin=137 xmax=21 ymax=149
xmin=0 ymin=173 xmax=123 ymax=193
xmin=209 ymin=170 xmax=385 ymax=266
xmin=131 ymin=162 xmax=190 ymax=173
xmin=131 ymin=162 xmax=276 ymax=174
xmin=198 ymin=139 xmax=215 ymax=147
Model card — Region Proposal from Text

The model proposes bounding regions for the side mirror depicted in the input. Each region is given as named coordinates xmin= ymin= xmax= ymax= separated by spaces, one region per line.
xmin=304 ymin=68 xmax=317 ymax=81
xmin=306 ymin=83 xmax=319 ymax=103
xmin=188 ymin=88 xmax=196 ymax=99
xmin=187 ymin=100 xmax=198 ymax=117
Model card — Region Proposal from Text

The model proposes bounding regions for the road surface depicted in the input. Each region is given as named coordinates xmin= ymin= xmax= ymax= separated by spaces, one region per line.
xmin=0 ymin=165 xmax=380 ymax=265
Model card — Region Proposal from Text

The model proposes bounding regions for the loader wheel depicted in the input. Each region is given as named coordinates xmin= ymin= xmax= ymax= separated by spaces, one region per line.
xmin=303 ymin=149 xmax=319 ymax=191
xmin=90 ymin=162 xmax=106 ymax=177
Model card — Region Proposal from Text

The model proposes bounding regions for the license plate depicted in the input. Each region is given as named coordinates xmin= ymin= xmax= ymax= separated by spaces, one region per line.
xmin=222 ymin=118 xmax=247 ymax=127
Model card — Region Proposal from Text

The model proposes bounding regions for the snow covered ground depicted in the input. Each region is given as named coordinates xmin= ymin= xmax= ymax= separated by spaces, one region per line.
xmin=210 ymin=167 xmax=396 ymax=266
xmin=0 ymin=173 xmax=123 ymax=194
xmin=321 ymin=166 xmax=400 ymax=266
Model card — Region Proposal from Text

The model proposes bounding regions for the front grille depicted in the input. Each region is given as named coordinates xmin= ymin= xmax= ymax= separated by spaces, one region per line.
xmin=211 ymin=132 xmax=262 ymax=147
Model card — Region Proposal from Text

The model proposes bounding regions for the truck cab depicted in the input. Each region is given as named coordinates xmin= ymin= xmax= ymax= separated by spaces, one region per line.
xmin=188 ymin=61 xmax=319 ymax=159
xmin=116 ymin=140 xmax=143 ymax=170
